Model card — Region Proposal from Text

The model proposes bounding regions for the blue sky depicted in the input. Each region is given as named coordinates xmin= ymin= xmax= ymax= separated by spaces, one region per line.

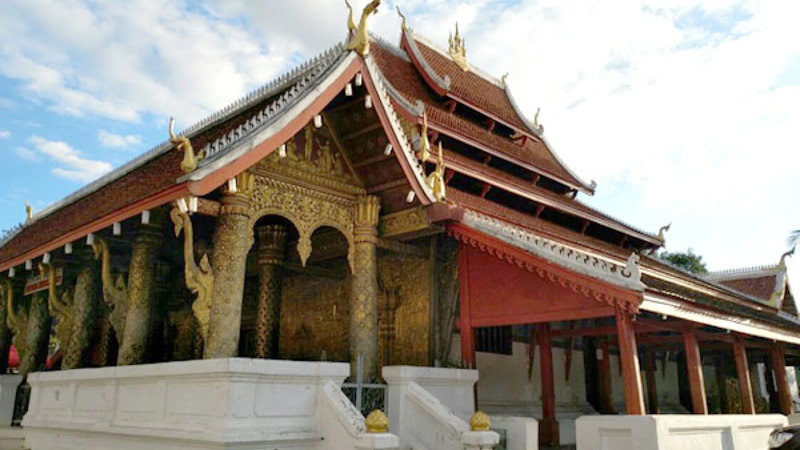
xmin=0 ymin=0 xmax=798 ymax=279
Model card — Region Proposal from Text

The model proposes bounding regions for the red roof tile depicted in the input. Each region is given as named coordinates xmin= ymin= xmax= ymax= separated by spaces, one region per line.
xmin=718 ymin=275 xmax=777 ymax=302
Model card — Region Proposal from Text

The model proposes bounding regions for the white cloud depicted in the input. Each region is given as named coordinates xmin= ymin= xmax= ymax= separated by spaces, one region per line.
xmin=98 ymin=129 xmax=141 ymax=149
xmin=28 ymin=136 xmax=112 ymax=182
xmin=0 ymin=130 xmax=9 ymax=139
xmin=14 ymin=146 xmax=39 ymax=161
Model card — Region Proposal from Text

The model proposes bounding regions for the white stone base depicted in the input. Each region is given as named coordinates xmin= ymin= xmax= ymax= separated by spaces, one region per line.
xmin=22 ymin=358 xmax=398 ymax=450
xmin=576 ymin=414 xmax=787 ymax=450
xmin=490 ymin=416 xmax=537 ymax=450
xmin=0 ymin=375 xmax=21 ymax=427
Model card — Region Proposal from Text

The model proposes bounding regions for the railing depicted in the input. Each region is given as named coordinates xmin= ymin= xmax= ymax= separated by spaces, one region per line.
xmin=342 ymin=354 xmax=387 ymax=417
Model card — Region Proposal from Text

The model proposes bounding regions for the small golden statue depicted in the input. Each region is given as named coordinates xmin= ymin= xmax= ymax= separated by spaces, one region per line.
xmin=470 ymin=410 xmax=491 ymax=431
xmin=345 ymin=0 xmax=381 ymax=56
xmin=418 ymin=111 xmax=431 ymax=162
xmin=365 ymin=409 xmax=389 ymax=433
xmin=169 ymin=117 xmax=204 ymax=174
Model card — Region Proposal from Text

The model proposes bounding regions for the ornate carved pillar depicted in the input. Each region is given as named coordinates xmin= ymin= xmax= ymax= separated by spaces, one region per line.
xmin=118 ymin=215 xmax=163 ymax=366
xmin=22 ymin=293 xmax=51 ymax=376
xmin=205 ymin=178 xmax=254 ymax=359
xmin=255 ymin=224 xmax=287 ymax=359
xmin=62 ymin=253 xmax=100 ymax=370
xmin=350 ymin=195 xmax=380 ymax=380
xmin=0 ymin=279 xmax=11 ymax=374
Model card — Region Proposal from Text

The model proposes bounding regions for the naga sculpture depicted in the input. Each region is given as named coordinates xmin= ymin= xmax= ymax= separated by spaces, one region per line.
xmin=417 ymin=111 xmax=431 ymax=163
xmin=345 ymin=0 xmax=380 ymax=56
xmin=169 ymin=117 xmax=204 ymax=174
xmin=344 ymin=0 xmax=357 ymax=36
xmin=42 ymin=263 xmax=76 ymax=362
xmin=92 ymin=236 xmax=128 ymax=345
xmin=3 ymin=279 xmax=27 ymax=371
xmin=170 ymin=206 xmax=214 ymax=342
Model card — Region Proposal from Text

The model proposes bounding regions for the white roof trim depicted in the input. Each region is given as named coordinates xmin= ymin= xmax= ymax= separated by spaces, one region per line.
xmin=461 ymin=209 xmax=645 ymax=292
xmin=642 ymin=293 xmax=800 ymax=346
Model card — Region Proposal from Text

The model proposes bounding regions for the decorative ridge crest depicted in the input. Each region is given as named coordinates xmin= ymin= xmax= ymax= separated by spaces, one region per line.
xmin=369 ymin=32 xmax=411 ymax=63
xmin=197 ymin=44 xmax=347 ymax=161
xmin=407 ymin=30 xmax=503 ymax=87
xmin=461 ymin=208 xmax=646 ymax=291
xmin=402 ymin=30 xmax=452 ymax=91
xmin=448 ymin=23 xmax=469 ymax=71
xmin=706 ymin=265 xmax=781 ymax=278
xmin=363 ymin=53 xmax=436 ymax=203
xmin=1 ymin=42 xmax=348 ymax=249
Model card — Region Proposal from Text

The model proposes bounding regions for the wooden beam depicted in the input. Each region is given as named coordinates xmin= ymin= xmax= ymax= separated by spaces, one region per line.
xmin=353 ymin=153 xmax=392 ymax=169
xmin=340 ymin=122 xmax=382 ymax=141
xmin=535 ymin=204 xmax=546 ymax=218
xmin=367 ymin=178 xmax=408 ymax=194
xmin=444 ymin=99 xmax=457 ymax=114
xmin=683 ymin=330 xmax=708 ymax=414
xmin=482 ymin=154 xmax=492 ymax=165
xmin=479 ymin=183 xmax=492 ymax=198
xmin=321 ymin=112 xmax=365 ymax=187
xmin=547 ymin=325 xmax=617 ymax=338
xmin=617 ymin=308 xmax=645 ymax=414
xmin=484 ymin=119 xmax=496 ymax=132
xmin=538 ymin=324 xmax=559 ymax=447
xmin=459 ymin=248 xmax=475 ymax=369
xmin=771 ymin=346 xmax=793 ymax=415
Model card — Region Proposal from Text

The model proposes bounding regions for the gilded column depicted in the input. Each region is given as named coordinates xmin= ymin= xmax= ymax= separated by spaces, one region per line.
xmin=350 ymin=195 xmax=381 ymax=380
xmin=118 ymin=215 xmax=163 ymax=366
xmin=255 ymin=224 xmax=287 ymax=359
xmin=22 ymin=293 xmax=51 ymax=376
xmin=204 ymin=178 xmax=254 ymax=359
xmin=62 ymin=253 xmax=100 ymax=370
xmin=0 ymin=280 xmax=11 ymax=373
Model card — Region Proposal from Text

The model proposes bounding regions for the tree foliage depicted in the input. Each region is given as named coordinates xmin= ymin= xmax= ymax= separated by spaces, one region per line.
xmin=658 ymin=248 xmax=708 ymax=274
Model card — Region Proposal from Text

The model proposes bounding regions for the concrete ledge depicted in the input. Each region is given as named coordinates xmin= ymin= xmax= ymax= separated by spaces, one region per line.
xmin=576 ymin=414 xmax=787 ymax=450
xmin=22 ymin=358 xmax=394 ymax=450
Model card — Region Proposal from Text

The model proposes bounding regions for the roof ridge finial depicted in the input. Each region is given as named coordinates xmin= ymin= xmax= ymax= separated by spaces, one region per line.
xmin=25 ymin=199 xmax=32 ymax=222
xmin=396 ymin=5 xmax=409 ymax=32
xmin=657 ymin=222 xmax=671 ymax=242
xmin=417 ymin=110 xmax=431 ymax=162
xmin=345 ymin=0 xmax=381 ymax=56
xmin=448 ymin=22 xmax=469 ymax=71
xmin=345 ymin=0 xmax=357 ymax=36
xmin=532 ymin=107 xmax=544 ymax=134
xmin=779 ymin=247 xmax=795 ymax=269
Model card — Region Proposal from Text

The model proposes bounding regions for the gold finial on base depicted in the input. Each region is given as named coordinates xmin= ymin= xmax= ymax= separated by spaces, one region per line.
xmin=169 ymin=118 xmax=204 ymax=173
xmin=448 ymin=23 xmax=469 ymax=71
xmin=25 ymin=199 xmax=32 ymax=222
xmin=470 ymin=410 xmax=491 ymax=431
xmin=397 ymin=6 xmax=408 ymax=32
xmin=365 ymin=409 xmax=389 ymax=433
xmin=345 ymin=0 xmax=381 ymax=56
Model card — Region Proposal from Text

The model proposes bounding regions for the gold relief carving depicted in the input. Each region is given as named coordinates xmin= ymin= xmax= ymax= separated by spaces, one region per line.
xmin=248 ymin=176 xmax=356 ymax=272
xmin=61 ymin=261 xmax=99 ymax=370
xmin=169 ymin=117 xmax=204 ymax=173
xmin=379 ymin=207 xmax=430 ymax=237
xmin=92 ymin=236 xmax=128 ymax=345
xmin=169 ymin=307 xmax=202 ymax=361
xmin=377 ymin=251 xmax=430 ymax=367
xmin=171 ymin=207 xmax=215 ymax=342
xmin=355 ymin=195 xmax=381 ymax=236
xmin=0 ymin=277 xmax=10 ymax=373
xmin=23 ymin=293 xmax=50 ymax=376
xmin=258 ymin=125 xmax=364 ymax=196
xmin=350 ymin=195 xmax=381 ymax=380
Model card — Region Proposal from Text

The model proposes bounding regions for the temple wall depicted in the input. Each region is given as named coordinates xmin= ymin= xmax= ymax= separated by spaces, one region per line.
xmin=279 ymin=268 xmax=350 ymax=362
xmin=378 ymin=251 xmax=431 ymax=367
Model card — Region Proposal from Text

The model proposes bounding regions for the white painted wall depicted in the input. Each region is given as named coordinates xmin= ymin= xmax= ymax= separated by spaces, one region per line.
xmin=0 ymin=375 xmax=21 ymax=427
xmin=576 ymin=414 xmax=787 ymax=450
xmin=22 ymin=358 xmax=398 ymax=450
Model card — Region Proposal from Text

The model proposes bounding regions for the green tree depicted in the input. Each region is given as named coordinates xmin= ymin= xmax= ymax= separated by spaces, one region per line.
xmin=658 ymin=248 xmax=708 ymax=274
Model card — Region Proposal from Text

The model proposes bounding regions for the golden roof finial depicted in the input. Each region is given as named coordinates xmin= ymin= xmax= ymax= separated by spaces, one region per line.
xmin=345 ymin=0 xmax=381 ymax=56
xmin=779 ymin=247 xmax=795 ymax=269
xmin=418 ymin=111 xmax=431 ymax=162
xmin=365 ymin=409 xmax=389 ymax=433
xmin=657 ymin=223 xmax=671 ymax=242
xmin=501 ymin=73 xmax=508 ymax=87
xmin=345 ymin=0 xmax=356 ymax=36
xmin=448 ymin=22 xmax=469 ymax=71
xmin=169 ymin=117 xmax=204 ymax=173
xmin=426 ymin=141 xmax=447 ymax=202
xmin=532 ymin=107 xmax=544 ymax=134
xmin=25 ymin=199 xmax=32 ymax=222
xmin=470 ymin=410 xmax=491 ymax=431
xmin=396 ymin=5 xmax=408 ymax=32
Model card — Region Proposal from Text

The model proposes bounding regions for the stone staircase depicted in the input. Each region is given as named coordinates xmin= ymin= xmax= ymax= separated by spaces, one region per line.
xmin=0 ymin=427 xmax=27 ymax=450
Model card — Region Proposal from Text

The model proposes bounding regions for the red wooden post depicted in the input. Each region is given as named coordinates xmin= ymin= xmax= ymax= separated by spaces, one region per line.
xmin=771 ymin=346 xmax=792 ymax=415
xmin=538 ymin=325 xmax=559 ymax=446
xmin=733 ymin=337 xmax=755 ymax=414
xmin=599 ymin=339 xmax=615 ymax=413
xmin=683 ymin=330 xmax=708 ymax=414
xmin=645 ymin=349 xmax=659 ymax=414
xmin=458 ymin=246 xmax=476 ymax=369
xmin=616 ymin=307 xmax=645 ymax=415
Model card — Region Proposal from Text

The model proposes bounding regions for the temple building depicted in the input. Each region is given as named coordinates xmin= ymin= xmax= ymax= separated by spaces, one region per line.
xmin=0 ymin=4 xmax=797 ymax=450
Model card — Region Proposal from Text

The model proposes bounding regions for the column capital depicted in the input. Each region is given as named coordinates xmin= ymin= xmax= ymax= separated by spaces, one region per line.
xmin=355 ymin=195 xmax=381 ymax=239
xmin=257 ymin=224 xmax=289 ymax=265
